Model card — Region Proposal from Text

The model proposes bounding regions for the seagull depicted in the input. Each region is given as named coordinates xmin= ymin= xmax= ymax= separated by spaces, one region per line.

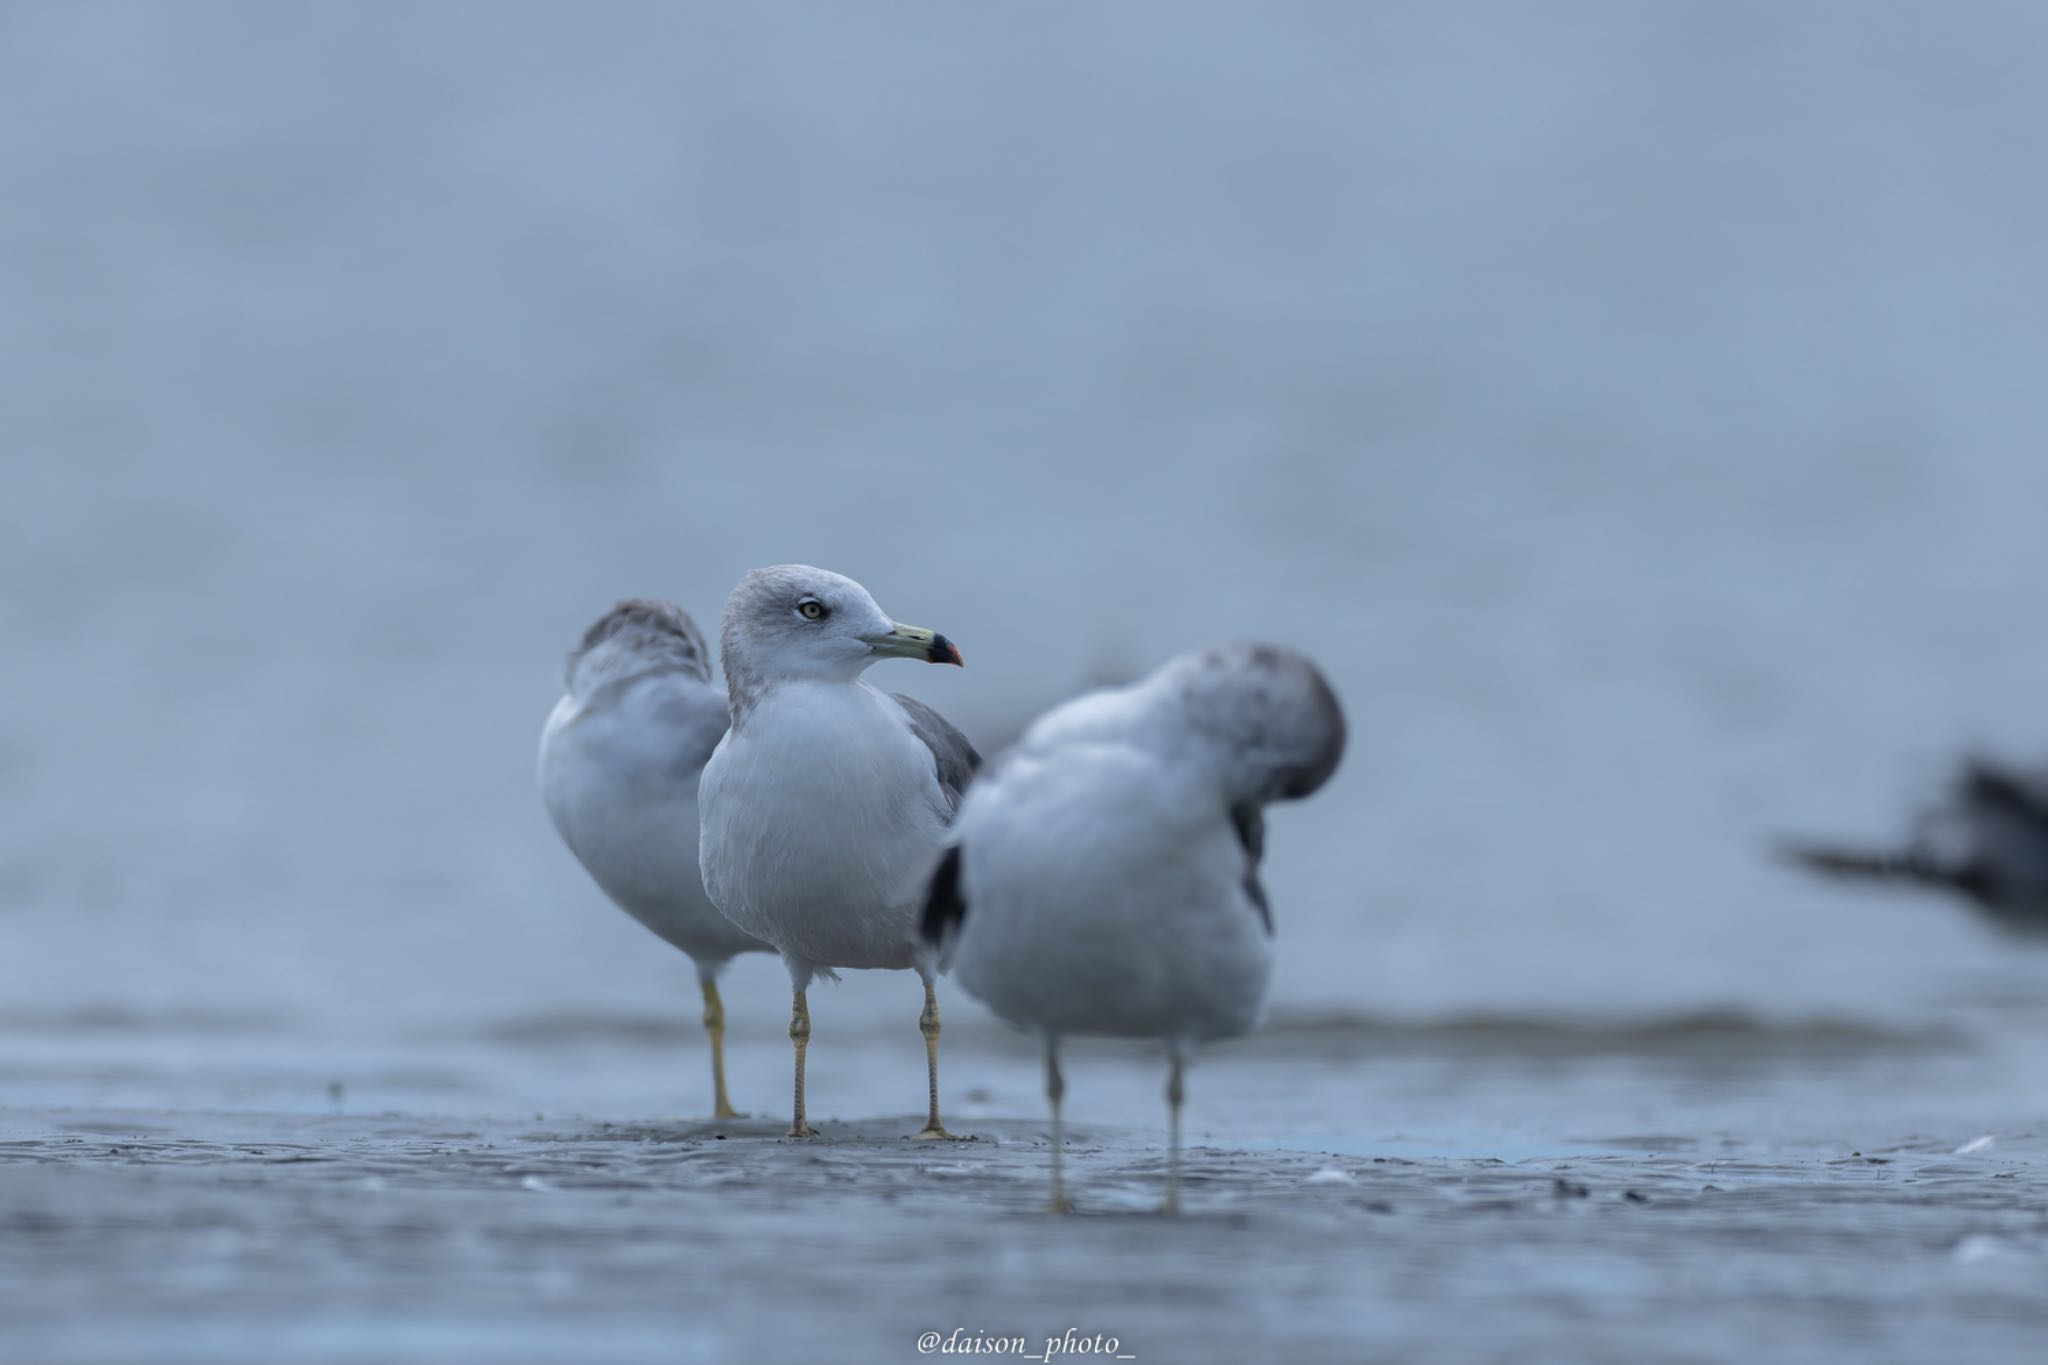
xmin=923 ymin=643 xmax=1345 ymax=1213
xmin=1783 ymin=756 xmax=2048 ymax=936
xmin=697 ymin=565 xmax=979 ymax=1139
xmin=538 ymin=599 xmax=772 ymax=1118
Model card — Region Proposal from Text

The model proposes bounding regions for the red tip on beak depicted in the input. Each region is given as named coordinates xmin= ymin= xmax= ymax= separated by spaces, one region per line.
xmin=929 ymin=633 xmax=964 ymax=666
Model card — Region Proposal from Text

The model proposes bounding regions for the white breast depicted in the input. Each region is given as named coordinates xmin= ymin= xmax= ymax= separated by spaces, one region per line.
xmin=698 ymin=681 xmax=951 ymax=971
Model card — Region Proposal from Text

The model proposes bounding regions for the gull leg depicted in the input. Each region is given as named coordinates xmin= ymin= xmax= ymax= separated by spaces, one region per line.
xmin=913 ymin=979 xmax=955 ymax=1139
xmin=787 ymin=988 xmax=818 ymax=1138
xmin=1162 ymin=1050 xmax=1185 ymax=1215
xmin=700 ymin=975 xmax=744 ymax=1120
xmin=1045 ymin=1036 xmax=1072 ymax=1213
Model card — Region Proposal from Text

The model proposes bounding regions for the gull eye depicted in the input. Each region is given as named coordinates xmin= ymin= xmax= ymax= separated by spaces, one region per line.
xmin=795 ymin=597 xmax=828 ymax=621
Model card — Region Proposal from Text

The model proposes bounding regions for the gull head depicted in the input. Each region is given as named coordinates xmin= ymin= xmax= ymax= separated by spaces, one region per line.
xmin=1160 ymin=643 xmax=1346 ymax=804
xmin=721 ymin=564 xmax=962 ymax=711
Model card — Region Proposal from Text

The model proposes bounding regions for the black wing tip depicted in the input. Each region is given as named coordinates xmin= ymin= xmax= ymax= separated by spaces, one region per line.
xmin=1229 ymin=802 xmax=1272 ymax=933
xmin=919 ymin=845 xmax=967 ymax=946
xmin=1242 ymin=867 xmax=1273 ymax=934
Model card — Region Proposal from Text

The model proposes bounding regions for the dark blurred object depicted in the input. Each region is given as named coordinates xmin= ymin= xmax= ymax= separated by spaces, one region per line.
xmin=1784 ymin=759 xmax=2048 ymax=936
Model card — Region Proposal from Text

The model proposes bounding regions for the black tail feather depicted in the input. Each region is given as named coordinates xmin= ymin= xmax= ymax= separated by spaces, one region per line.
xmin=919 ymin=845 xmax=966 ymax=947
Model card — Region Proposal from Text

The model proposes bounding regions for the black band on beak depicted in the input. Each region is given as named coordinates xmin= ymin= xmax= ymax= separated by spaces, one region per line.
xmin=927 ymin=633 xmax=964 ymax=666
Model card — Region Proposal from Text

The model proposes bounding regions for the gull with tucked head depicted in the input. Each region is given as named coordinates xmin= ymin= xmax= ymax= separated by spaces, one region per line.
xmin=922 ymin=642 xmax=1345 ymax=1211
xmin=538 ymin=598 xmax=771 ymax=1118
xmin=698 ymin=565 xmax=979 ymax=1138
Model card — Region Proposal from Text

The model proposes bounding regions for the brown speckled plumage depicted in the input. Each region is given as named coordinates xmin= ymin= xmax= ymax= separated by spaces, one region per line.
xmin=566 ymin=598 xmax=712 ymax=690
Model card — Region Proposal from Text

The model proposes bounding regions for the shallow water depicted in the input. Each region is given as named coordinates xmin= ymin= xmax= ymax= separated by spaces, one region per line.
xmin=6 ymin=1021 xmax=2048 ymax=1365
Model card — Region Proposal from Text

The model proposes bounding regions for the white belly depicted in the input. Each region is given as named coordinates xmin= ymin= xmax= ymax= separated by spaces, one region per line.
xmin=537 ymin=685 xmax=767 ymax=963
xmin=699 ymin=682 xmax=950 ymax=971
xmin=949 ymin=746 xmax=1273 ymax=1043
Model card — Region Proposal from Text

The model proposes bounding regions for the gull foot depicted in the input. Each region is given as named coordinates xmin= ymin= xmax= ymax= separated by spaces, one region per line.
xmin=786 ymin=1123 xmax=820 ymax=1139
xmin=912 ymin=1124 xmax=964 ymax=1141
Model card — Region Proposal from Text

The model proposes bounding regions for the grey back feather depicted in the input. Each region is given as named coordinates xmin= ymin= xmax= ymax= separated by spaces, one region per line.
xmin=567 ymin=598 xmax=713 ymax=691
xmin=892 ymin=693 xmax=981 ymax=816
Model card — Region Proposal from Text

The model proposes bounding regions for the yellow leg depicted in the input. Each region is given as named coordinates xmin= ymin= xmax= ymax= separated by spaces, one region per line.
xmin=912 ymin=980 xmax=955 ymax=1139
xmin=1046 ymin=1038 xmax=1072 ymax=1213
xmin=700 ymin=977 xmax=743 ymax=1120
xmin=787 ymin=989 xmax=817 ymax=1138
xmin=1162 ymin=1053 xmax=1184 ymax=1215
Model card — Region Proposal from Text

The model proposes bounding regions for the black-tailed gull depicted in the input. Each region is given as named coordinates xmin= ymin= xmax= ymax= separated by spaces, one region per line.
xmin=698 ymin=565 xmax=979 ymax=1138
xmin=923 ymin=643 xmax=1345 ymax=1210
xmin=539 ymin=599 xmax=771 ymax=1118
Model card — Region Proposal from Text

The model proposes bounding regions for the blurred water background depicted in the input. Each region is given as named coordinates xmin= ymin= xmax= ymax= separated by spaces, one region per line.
xmin=5 ymin=0 xmax=2048 ymax=1128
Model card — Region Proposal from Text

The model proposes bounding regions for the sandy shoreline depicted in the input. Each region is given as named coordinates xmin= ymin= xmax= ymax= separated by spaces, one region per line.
xmin=5 ymin=1095 xmax=2046 ymax=1365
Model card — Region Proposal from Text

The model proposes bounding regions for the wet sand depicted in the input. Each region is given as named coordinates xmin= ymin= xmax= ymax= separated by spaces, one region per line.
xmin=5 ymin=1017 xmax=2047 ymax=1365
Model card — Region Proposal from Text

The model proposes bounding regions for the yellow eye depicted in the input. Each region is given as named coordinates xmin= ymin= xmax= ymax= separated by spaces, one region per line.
xmin=796 ymin=598 xmax=827 ymax=621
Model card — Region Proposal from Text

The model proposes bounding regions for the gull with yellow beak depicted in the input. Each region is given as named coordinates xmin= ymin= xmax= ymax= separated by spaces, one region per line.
xmin=698 ymin=565 xmax=979 ymax=1138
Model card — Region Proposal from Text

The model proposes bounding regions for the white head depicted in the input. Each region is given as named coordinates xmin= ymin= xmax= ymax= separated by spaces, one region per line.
xmin=1016 ymin=642 xmax=1344 ymax=808
xmin=1157 ymin=643 xmax=1346 ymax=806
xmin=720 ymin=564 xmax=963 ymax=716
xmin=563 ymin=598 xmax=712 ymax=701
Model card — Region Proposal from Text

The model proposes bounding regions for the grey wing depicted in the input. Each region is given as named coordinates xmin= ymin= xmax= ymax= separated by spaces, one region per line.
xmin=891 ymin=693 xmax=982 ymax=816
